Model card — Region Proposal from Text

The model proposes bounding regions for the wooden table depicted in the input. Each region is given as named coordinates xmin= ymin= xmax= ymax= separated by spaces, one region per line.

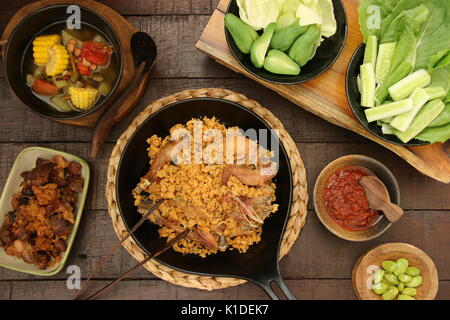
xmin=0 ymin=0 xmax=449 ymax=300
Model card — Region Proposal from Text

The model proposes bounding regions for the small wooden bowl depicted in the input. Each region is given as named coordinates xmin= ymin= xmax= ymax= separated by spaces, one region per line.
xmin=313 ymin=155 xmax=400 ymax=241
xmin=352 ymin=243 xmax=439 ymax=300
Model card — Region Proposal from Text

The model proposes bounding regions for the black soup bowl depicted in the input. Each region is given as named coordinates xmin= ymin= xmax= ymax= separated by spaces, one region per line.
xmin=3 ymin=4 xmax=123 ymax=120
xmin=116 ymin=98 xmax=295 ymax=299
xmin=346 ymin=44 xmax=428 ymax=146
xmin=225 ymin=0 xmax=348 ymax=84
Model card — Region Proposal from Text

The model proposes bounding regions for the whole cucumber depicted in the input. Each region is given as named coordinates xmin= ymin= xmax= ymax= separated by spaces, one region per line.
xmin=288 ymin=24 xmax=321 ymax=67
xmin=225 ymin=13 xmax=259 ymax=54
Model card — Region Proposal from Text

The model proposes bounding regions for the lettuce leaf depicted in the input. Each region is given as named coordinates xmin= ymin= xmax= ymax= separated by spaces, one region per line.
xmin=416 ymin=122 xmax=450 ymax=143
xmin=358 ymin=0 xmax=399 ymax=42
xmin=237 ymin=0 xmax=281 ymax=30
xmin=428 ymin=49 xmax=450 ymax=72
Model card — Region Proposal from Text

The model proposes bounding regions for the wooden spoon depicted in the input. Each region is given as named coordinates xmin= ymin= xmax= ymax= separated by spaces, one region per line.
xmin=359 ymin=175 xmax=404 ymax=223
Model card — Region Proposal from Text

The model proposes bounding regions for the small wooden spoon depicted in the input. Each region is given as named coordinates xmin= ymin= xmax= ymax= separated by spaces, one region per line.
xmin=359 ymin=175 xmax=404 ymax=223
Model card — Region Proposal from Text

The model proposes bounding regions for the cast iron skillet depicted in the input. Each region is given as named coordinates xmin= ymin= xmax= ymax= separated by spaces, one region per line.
xmin=225 ymin=0 xmax=348 ymax=85
xmin=3 ymin=4 xmax=123 ymax=120
xmin=115 ymin=98 xmax=296 ymax=299
xmin=346 ymin=44 xmax=428 ymax=146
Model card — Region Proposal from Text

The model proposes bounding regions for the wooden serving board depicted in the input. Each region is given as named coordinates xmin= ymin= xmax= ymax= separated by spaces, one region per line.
xmin=195 ymin=0 xmax=450 ymax=184
xmin=1 ymin=0 xmax=151 ymax=128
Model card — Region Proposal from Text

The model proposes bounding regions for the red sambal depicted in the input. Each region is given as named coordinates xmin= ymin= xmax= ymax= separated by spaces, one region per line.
xmin=323 ymin=166 xmax=381 ymax=231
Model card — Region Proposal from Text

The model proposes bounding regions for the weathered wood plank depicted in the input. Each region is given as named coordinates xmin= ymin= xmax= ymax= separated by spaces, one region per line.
xmin=1 ymin=143 xmax=448 ymax=211
xmin=4 ymin=279 xmax=450 ymax=300
xmin=0 ymin=78 xmax=365 ymax=144
xmin=1 ymin=0 xmax=214 ymax=16
xmin=0 ymin=210 xmax=448 ymax=281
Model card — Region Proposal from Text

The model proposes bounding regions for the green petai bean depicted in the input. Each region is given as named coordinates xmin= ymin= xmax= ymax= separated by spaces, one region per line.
xmin=373 ymin=269 xmax=385 ymax=284
xmin=384 ymin=273 xmax=400 ymax=285
xmin=381 ymin=260 xmax=397 ymax=273
xmin=401 ymin=287 xmax=417 ymax=296
xmin=394 ymin=258 xmax=409 ymax=276
xmin=398 ymin=274 xmax=412 ymax=283
xmin=406 ymin=267 xmax=421 ymax=277
xmin=381 ymin=287 xmax=399 ymax=300
xmin=406 ymin=275 xmax=423 ymax=288
xmin=372 ymin=282 xmax=389 ymax=295
xmin=397 ymin=294 xmax=415 ymax=300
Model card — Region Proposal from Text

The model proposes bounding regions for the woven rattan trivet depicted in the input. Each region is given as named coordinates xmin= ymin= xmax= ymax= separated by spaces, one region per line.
xmin=106 ymin=88 xmax=308 ymax=290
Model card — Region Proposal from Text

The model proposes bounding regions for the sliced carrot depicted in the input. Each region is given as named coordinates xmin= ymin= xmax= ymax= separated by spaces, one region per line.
xmin=32 ymin=79 xmax=60 ymax=96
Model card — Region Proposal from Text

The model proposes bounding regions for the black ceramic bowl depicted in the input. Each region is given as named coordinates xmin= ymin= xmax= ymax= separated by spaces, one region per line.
xmin=116 ymin=98 xmax=295 ymax=299
xmin=3 ymin=4 xmax=123 ymax=120
xmin=346 ymin=44 xmax=428 ymax=146
xmin=225 ymin=0 xmax=348 ymax=85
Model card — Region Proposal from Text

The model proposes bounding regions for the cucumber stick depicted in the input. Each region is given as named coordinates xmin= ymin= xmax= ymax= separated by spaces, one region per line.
xmin=424 ymin=87 xmax=447 ymax=100
xmin=357 ymin=74 xmax=362 ymax=94
xmin=395 ymin=100 xmax=445 ymax=143
xmin=388 ymin=69 xmax=431 ymax=101
xmin=360 ymin=63 xmax=376 ymax=108
xmin=382 ymin=124 xmax=395 ymax=135
xmin=379 ymin=116 xmax=393 ymax=124
xmin=364 ymin=35 xmax=378 ymax=65
xmin=365 ymin=98 xmax=413 ymax=123
xmin=375 ymin=42 xmax=396 ymax=85
xmin=375 ymin=61 xmax=413 ymax=104
xmin=390 ymin=88 xmax=430 ymax=132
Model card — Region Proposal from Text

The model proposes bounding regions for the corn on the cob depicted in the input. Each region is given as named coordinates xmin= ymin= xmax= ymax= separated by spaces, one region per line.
xmin=32 ymin=35 xmax=61 ymax=66
xmin=69 ymin=87 xmax=99 ymax=110
xmin=45 ymin=44 xmax=69 ymax=76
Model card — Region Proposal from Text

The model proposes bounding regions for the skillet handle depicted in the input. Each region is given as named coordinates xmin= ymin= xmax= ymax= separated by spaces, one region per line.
xmin=251 ymin=269 xmax=297 ymax=300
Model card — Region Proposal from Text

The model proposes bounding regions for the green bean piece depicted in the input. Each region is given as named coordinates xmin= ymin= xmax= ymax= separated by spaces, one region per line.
xmin=372 ymin=282 xmax=389 ymax=295
xmin=384 ymin=273 xmax=400 ymax=285
xmin=406 ymin=275 xmax=423 ymax=288
xmin=381 ymin=287 xmax=399 ymax=300
xmin=394 ymin=258 xmax=409 ymax=276
xmin=381 ymin=260 xmax=397 ymax=273
xmin=401 ymin=287 xmax=417 ymax=296
xmin=406 ymin=266 xmax=421 ymax=276
xmin=373 ymin=269 xmax=385 ymax=284
xmin=397 ymin=282 xmax=405 ymax=292
xmin=398 ymin=274 xmax=412 ymax=283
xmin=398 ymin=294 xmax=415 ymax=300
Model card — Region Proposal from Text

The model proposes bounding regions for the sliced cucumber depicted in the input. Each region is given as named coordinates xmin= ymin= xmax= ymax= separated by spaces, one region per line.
xmin=365 ymin=98 xmax=414 ymax=123
xmin=360 ymin=63 xmax=376 ymax=108
xmin=388 ymin=69 xmax=431 ymax=101
xmin=380 ymin=116 xmax=393 ymax=124
xmin=357 ymin=74 xmax=362 ymax=94
xmin=395 ymin=99 xmax=445 ymax=143
xmin=382 ymin=123 xmax=395 ymax=135
xmin=375 ymin=42 xmax=396 ymax=85
xmin=428 ymin=103 xmax=450 ymax=127
xmin=424 ymin=87 xmax=447 ymax=100
xmin=376 ymin=61 xmax=413 ymax=104
xmin=364 ymin=35 xmax=378 ymax=65
xmin=390 ymin=88 xmax=430 ymax=132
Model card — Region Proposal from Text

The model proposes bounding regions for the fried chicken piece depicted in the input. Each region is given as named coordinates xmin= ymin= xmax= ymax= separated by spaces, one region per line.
xmin=32 ymin=183 xmax=59 ymax=206
xmin=221 ymin=165 xmax=276 ymax=186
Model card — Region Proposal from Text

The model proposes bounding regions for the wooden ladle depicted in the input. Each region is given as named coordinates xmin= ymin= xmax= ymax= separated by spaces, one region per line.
xmin=359 ymin=175 xmax=404 ymax=223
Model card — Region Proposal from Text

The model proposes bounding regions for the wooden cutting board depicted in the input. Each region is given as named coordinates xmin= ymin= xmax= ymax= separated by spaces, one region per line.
xmin=195 ymin=0 xmax=450 ymax=184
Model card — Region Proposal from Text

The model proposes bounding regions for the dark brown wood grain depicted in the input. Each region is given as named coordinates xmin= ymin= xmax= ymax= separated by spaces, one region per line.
xmin=3 ymin=279 xmax=450 ymax=300
xmin=0 ymin=0 xmax=448 ymax=300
